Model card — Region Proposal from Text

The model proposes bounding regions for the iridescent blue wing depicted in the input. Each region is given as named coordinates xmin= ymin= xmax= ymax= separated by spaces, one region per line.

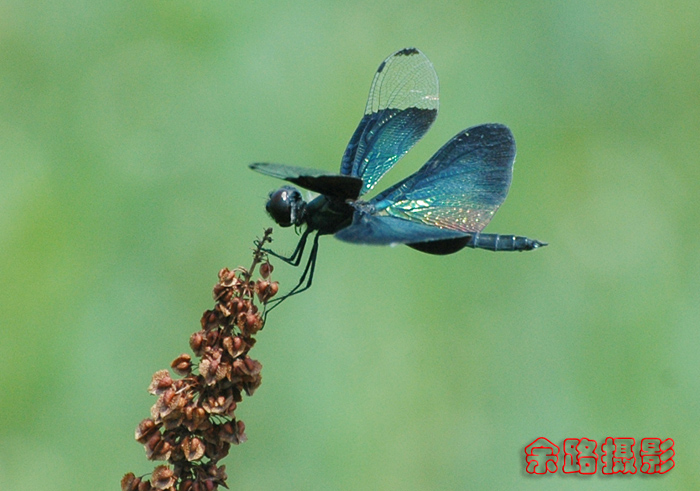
xmin=334 ymin=214 xmax=469 ymax=245
xmin=250 ymin=162 xmax=363 ymax=200
xmin=340 ymin=48 xmax=438 ymax=196
xmin=335 ymin=124 xmax=515 ymax=245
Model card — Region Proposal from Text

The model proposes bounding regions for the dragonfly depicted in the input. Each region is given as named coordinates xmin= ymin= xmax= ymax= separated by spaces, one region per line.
xmin=251 ymin=48 xmax=546 ymax=309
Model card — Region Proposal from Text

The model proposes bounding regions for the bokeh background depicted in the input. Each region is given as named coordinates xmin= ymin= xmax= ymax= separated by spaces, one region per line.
xmin=1 ymin=1 xmax=699 ymax=490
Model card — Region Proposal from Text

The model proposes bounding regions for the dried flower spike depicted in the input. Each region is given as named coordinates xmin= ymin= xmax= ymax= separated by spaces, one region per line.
xmin=124 ymin=229 xmax=276 ymax=491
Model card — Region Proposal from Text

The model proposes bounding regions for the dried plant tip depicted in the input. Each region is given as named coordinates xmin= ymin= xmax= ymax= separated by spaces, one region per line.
xmin=218 ymin=268 xmax=240 ymax=288
xmin=145 ymin=430 xmax=162 ymax=450
xmin=200 ymin=310 xmax=219 ymax=331
xmin=220 ymin=289 xmax=234 ymax=304
xmin=199 ymin=350 xmax=227 ymax=386
xmin=146 ymin=435 xmax=172 ymax=461
xmin=201 ymin=394 xmax=235 ymax=415
xmin=235 ymin=311 xmax=247 ymax=330
xmin=121 ymin=473 xmax=141 ymax=491
xmin=127 ymin=230 xmax=276 ymax=490
xmin=212 ymin=283 xmax=226 ymax=301
xmin=243 ymin=357 xmax=262 ymax=375
xmin=135 ymin=418 xmax=160 ymax=443
xmin=182 ymin=435 xmax=206 ymax=462
xmin=148 ymin=370 xmax=174 ymax=395
xmin=161 ymin=389 xmax=177 ymax=408
xmin=223 ymin=335 xmax=247 ymax=358
xmin=215 ymin=302 xmax=231 ymax=318
xmin=255 ymin=279 xmax=279 ymax=303
xmin=238 ymin=312 xmax=262 ymax=336
xmin=255 ymin=279 xmax=270 ymax=301
xmin=171 ymin=354 xmax=192 ymax=376
xmin=259 ymin=261 xmax=273 ymax=278
xmin=235 ymin=420 xmax=247 ymax=444
xmin=192 ymin=407 xmax=207 ymax=427
xmin=246 ymin=312 xmax=259 ymax=330
xmin=189 ymin=331 xmax=205 ymax=355
xmin=151 ymin=465 xmax=175 ymax=489
xmin=229 ymin=296 xmax=242 ymax=316
xmin=205 ymin=330 xmax=220 ymax=347
xmin=179 ymin=478 xmax=194 ymax=491
xmin=219 ymin=421 xmax=236 ymax=443
xmin=241 ymin=299 xmax=252 ymax=313
xmin=206 ymin=462 xmax=229 ymax=483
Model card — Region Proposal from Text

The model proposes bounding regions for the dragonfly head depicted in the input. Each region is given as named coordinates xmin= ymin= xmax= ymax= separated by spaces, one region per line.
xmin=266 ymin=186 xmax=306 ymax=227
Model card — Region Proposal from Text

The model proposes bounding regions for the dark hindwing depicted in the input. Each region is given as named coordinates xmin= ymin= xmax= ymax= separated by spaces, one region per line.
xmin=249 ymin=163 xmax=363 ymax=200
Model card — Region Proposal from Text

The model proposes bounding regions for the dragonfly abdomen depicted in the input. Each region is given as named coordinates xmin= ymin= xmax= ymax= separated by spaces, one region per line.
xmin=467 ymin=233 xmax=546 ymax=252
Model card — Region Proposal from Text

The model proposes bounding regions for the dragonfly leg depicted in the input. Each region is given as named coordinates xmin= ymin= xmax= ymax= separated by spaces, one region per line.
xmin=261 ymin=229 xmax=311 ymax=266
xmin=264 ymin=232 xmax=320 ymax=312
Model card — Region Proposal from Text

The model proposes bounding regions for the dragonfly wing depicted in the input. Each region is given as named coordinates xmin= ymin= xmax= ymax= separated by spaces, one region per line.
xmin=369 ymin=123 xmax=516 ymax=234
xmin=340 ymin=48 xmax=438 ymax=196
xmin=335 ymin=212 xmax=469 ymax=245
xmin=250 ymin=163 xmax=363 ymax=200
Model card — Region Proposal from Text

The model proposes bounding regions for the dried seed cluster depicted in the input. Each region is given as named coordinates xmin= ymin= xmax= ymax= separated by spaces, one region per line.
xmin=123 ymin=229 xmax=278 ymax=491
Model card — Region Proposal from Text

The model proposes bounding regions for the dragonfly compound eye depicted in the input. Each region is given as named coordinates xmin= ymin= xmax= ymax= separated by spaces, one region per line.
xmin=266 ymin=186 xmax=303 ymax=227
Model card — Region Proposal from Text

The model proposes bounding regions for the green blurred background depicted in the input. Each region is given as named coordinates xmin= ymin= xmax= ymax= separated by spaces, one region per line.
xmin=1 ymin=1 xmax=698 ymax=490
